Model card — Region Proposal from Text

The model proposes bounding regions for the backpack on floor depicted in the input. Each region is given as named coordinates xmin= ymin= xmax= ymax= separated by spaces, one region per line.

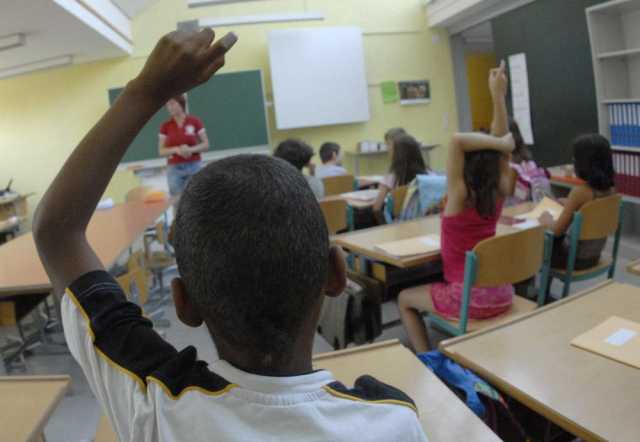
xmin=418 ymin=351 xmax=527 ymax=442
xmin=317 ymin=271 xmax=383 ymax=350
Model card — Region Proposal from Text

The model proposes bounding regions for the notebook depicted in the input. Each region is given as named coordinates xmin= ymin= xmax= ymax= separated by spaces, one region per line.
xmin=342 ymin=189 xmax=379 ymax=201
xmin=375 ymin=235 xmax=441 ymax=258
xmin=518 ymin=197 xmax=564 ymax=221
xmin=571 ymin=316 xmax=640 ymax=369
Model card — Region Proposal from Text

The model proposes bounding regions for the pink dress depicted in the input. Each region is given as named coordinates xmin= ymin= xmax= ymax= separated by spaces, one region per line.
xmin=431 ymin=201 xmax=513 ymax=320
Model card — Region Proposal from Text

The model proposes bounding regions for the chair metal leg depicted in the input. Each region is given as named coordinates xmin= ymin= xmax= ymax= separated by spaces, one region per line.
xmin=561 ymin=277 xmax=571 ymax=299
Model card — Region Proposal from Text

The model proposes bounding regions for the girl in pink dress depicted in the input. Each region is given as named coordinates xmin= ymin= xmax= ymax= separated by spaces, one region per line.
xmin=398 ymin=61 xmax=516 ymax=352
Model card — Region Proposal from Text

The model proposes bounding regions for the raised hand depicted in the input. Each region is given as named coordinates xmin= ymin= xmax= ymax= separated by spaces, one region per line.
xmin=489 ymin=60 xmax=508 ymax=98
xmin=133 ymin=29 xmax=238 ymax=105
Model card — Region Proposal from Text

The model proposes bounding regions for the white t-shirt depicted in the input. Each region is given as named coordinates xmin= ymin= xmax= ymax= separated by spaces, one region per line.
xmin=63 ymin=271 xmax=427 ymax=442
xmin=315 ymin=164 xmax=349 ymax=180
xmin=306 ymin=175 xmax=326 ymax=199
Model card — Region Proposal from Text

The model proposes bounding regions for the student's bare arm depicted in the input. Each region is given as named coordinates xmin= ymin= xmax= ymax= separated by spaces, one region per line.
xmin=33 ymin=29 xmax=236 ymax=295
xmin=373 ymin=184 xmax=391 ymax=212
xmin=187 ymin=132 xmax=210 ymax=154
xmin=541 ymin=186 xmax=592 ymax=236
xmin=489 ymin=60 xmax=509 ymax=137
xmin=446 ymin=132 xmax=515 ymax=208
xmin=158 ymin=136 xmax=180 ymax=157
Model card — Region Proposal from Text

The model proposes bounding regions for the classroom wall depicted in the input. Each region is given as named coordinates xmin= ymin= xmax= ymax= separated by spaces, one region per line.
xmin=0 ymin=0 xmax=458 ymax=221
xmin=491 ymin=0 xmax=606 ymax=167
xmin=466 ymin=53 xmax=496 ymax=132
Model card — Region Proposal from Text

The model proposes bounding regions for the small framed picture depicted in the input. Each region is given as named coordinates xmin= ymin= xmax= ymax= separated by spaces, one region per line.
xmin=398 ymin=80 xmax=430 ymax=105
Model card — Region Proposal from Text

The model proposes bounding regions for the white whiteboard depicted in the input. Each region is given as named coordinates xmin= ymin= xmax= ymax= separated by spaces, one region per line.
xmin=509 ymin=53 xmax=535 ymax=145
xmin=268 ymin=27 xmax=370 ymax=130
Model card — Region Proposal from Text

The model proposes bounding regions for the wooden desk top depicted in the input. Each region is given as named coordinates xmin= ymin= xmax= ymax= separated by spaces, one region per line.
xmin=0 ymin=375 xmax=71 ymax=442
xmin=0 ymin=200 xmax=170 ymax=296
xmin=440 ymin=281 xmax=640 ymax=442
xmin=313 ymin=340 xmax=499 ymax=442
xmin=333 ymin=203 xmax=533 ymax=268
xmin=321 ymin=189 xmax=378 ymax=210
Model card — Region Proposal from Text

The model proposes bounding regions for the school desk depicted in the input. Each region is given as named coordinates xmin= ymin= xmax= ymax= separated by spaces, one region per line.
xmin=357 ymin=175 xmax=385 ymax=188
xmin=440 ymin=281 xmax=640 ymax=442
xmin=321 ymin=189 xmax=380 ymax=210
xmin=627 ymin=259 xmax=640 ymax=276
xmin=0 ymin=200 xmax=170 ymax=364
xmin=314 ymin=340 xmax=500 ymax=442
xmin=0 ymin=375 xmax=71 ymax=442
xmin=92 ymin=340 xmax=499 ymax=442
xmin=333 ymin=203 xmax=534 ymax=269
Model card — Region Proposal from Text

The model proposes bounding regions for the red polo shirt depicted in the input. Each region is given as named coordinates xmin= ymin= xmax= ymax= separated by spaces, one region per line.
xmin=159 ymin=116 xmax=205 ymax=165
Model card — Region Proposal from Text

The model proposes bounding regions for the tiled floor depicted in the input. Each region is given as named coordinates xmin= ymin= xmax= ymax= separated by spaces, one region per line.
xmin=2 ymin=246 xmax=640 ymax=442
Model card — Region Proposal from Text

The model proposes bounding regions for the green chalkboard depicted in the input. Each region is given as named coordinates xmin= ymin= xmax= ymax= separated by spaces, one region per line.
xmin=491 ymin=0 xmax=606 ymax=167
xmin=109 ymin=70 xmax=269 ymax=164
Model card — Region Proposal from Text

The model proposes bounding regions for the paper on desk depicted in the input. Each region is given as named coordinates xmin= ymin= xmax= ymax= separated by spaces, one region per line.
xmin=606 ymin=329 xmax=637 ymax=347
xmin=375 ymin=234 xmax=441 ymax=258
xmin=342 ymin=189 xmax=379 ymax=201
xmin=571 ymin=316 xmax=640 ymax=369
xmin=518 ymin=197 xmax=564 ymax=221
xmin=513 ymin=219 xmax=541 ymax=230
xmin=96 ymin=198 xmax=115 ymax=210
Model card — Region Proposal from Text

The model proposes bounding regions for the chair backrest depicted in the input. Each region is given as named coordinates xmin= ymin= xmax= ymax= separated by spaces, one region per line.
xmin=322 ymin=175 xmax=355 ymax=196
xmin=320 ymin=198 xmax=348 ymax=235
xmin=578 ymin=194 xmax=622 ymax=240
xmin=391 ymin=185 xmax=409 ymax=218
xmin=125 ymin=186 xmax=153 ymax=203
xmin=118 ymin=252 xmax=151 ymax=305
xmin=473 ymin=226 xmax=545 ymax=288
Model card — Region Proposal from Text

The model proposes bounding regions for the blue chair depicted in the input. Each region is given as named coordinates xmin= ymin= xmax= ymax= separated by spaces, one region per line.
xmin=544 ymin=194 xmax=623 ymax=299
xmin=400 ymin=226 xmax=551 ymax=336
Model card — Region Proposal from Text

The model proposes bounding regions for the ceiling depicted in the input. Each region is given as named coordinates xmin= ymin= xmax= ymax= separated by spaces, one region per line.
xmin=0 ymin=0 xmax=158 ymax=79
xmin=0 ymin=0 xmax=129 ymax=75
xmin=460 ymin=21 xmax=494 ymax=53
xmin=111 ymin=0 xmax=157 ymax=18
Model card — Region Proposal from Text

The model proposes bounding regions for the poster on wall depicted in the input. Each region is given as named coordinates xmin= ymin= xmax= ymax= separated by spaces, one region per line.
xmin=508 ymin=53 xmax=535 ymax=145
xmin=399 ymin=80 xmax=431 ymax=105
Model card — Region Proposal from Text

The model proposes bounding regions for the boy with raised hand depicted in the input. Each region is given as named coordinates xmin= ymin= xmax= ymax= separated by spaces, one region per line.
xmin=34 ymin=29 xmax=427 ymax=442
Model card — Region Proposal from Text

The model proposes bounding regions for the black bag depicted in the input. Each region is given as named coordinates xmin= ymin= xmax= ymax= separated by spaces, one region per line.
xmin=317 ymin=271 xmax=383 ymax=350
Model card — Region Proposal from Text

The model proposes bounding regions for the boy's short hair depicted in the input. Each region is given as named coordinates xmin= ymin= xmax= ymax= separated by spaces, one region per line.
xmin=319 ymin=142 xmax=341 ymax=164
xmin=273 ymin=139 xmax=314 ymax=171
xmin=173 ymin=155 xmax=329 ymax=362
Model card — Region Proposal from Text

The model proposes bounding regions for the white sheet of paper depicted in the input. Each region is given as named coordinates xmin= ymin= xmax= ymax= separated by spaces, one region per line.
xmin=342 ymin=189 xmax=379 ymax=201
xmin=419 ymin=236 xmax=440 ymax=247
xmin=605 ymin=329 xmax=638 ymax=347
xmin=509 ymin=53 xmax=534 ymax=145
xmin=514 ymin=219 xmax=540 ymax=230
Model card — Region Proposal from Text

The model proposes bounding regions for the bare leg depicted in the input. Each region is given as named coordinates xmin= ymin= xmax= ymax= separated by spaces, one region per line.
xmin=398 ymin=285 xmax=437 ymax=353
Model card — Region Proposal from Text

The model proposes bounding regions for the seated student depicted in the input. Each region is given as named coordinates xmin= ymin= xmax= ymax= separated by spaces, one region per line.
xmin=385 ymin=127 xmax=407 ymax=151
xmin=373 ymin=134 xmax=428 ymax=216
xmin=539 ymin=134 xmax=615 ymax=270
xmin=506 ymin=119 xmax=551 ymax=206
xmin=32 ymin=30 xmax=426 ymax=442
xmin=398 ymin=62 xmax=515 ymax=352
xmin=274 ymin=139 xmax=325 ymax=199
xmin=315 ymin=142 xmax=348 ymax=179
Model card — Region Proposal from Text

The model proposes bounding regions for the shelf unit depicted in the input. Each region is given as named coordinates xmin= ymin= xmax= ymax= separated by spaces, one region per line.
xmin=587 ymin=0 xmax=640 ymax=136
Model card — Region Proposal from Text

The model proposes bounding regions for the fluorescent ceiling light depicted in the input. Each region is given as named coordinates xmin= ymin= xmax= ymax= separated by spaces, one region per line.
xmin=0 ymin=55 xmax=73 ymax=80
xmin=0 ymin=33 xmax=25 ymax=52
xmin=199 ymin=11 xmax=325 ymax=27
xmin=188 ymin=0 xmax=268 ymax=7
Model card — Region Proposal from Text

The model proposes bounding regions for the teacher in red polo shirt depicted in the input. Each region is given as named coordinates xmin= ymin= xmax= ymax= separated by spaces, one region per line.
xmin=158 ymin=94 xmax=209 ymax=203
